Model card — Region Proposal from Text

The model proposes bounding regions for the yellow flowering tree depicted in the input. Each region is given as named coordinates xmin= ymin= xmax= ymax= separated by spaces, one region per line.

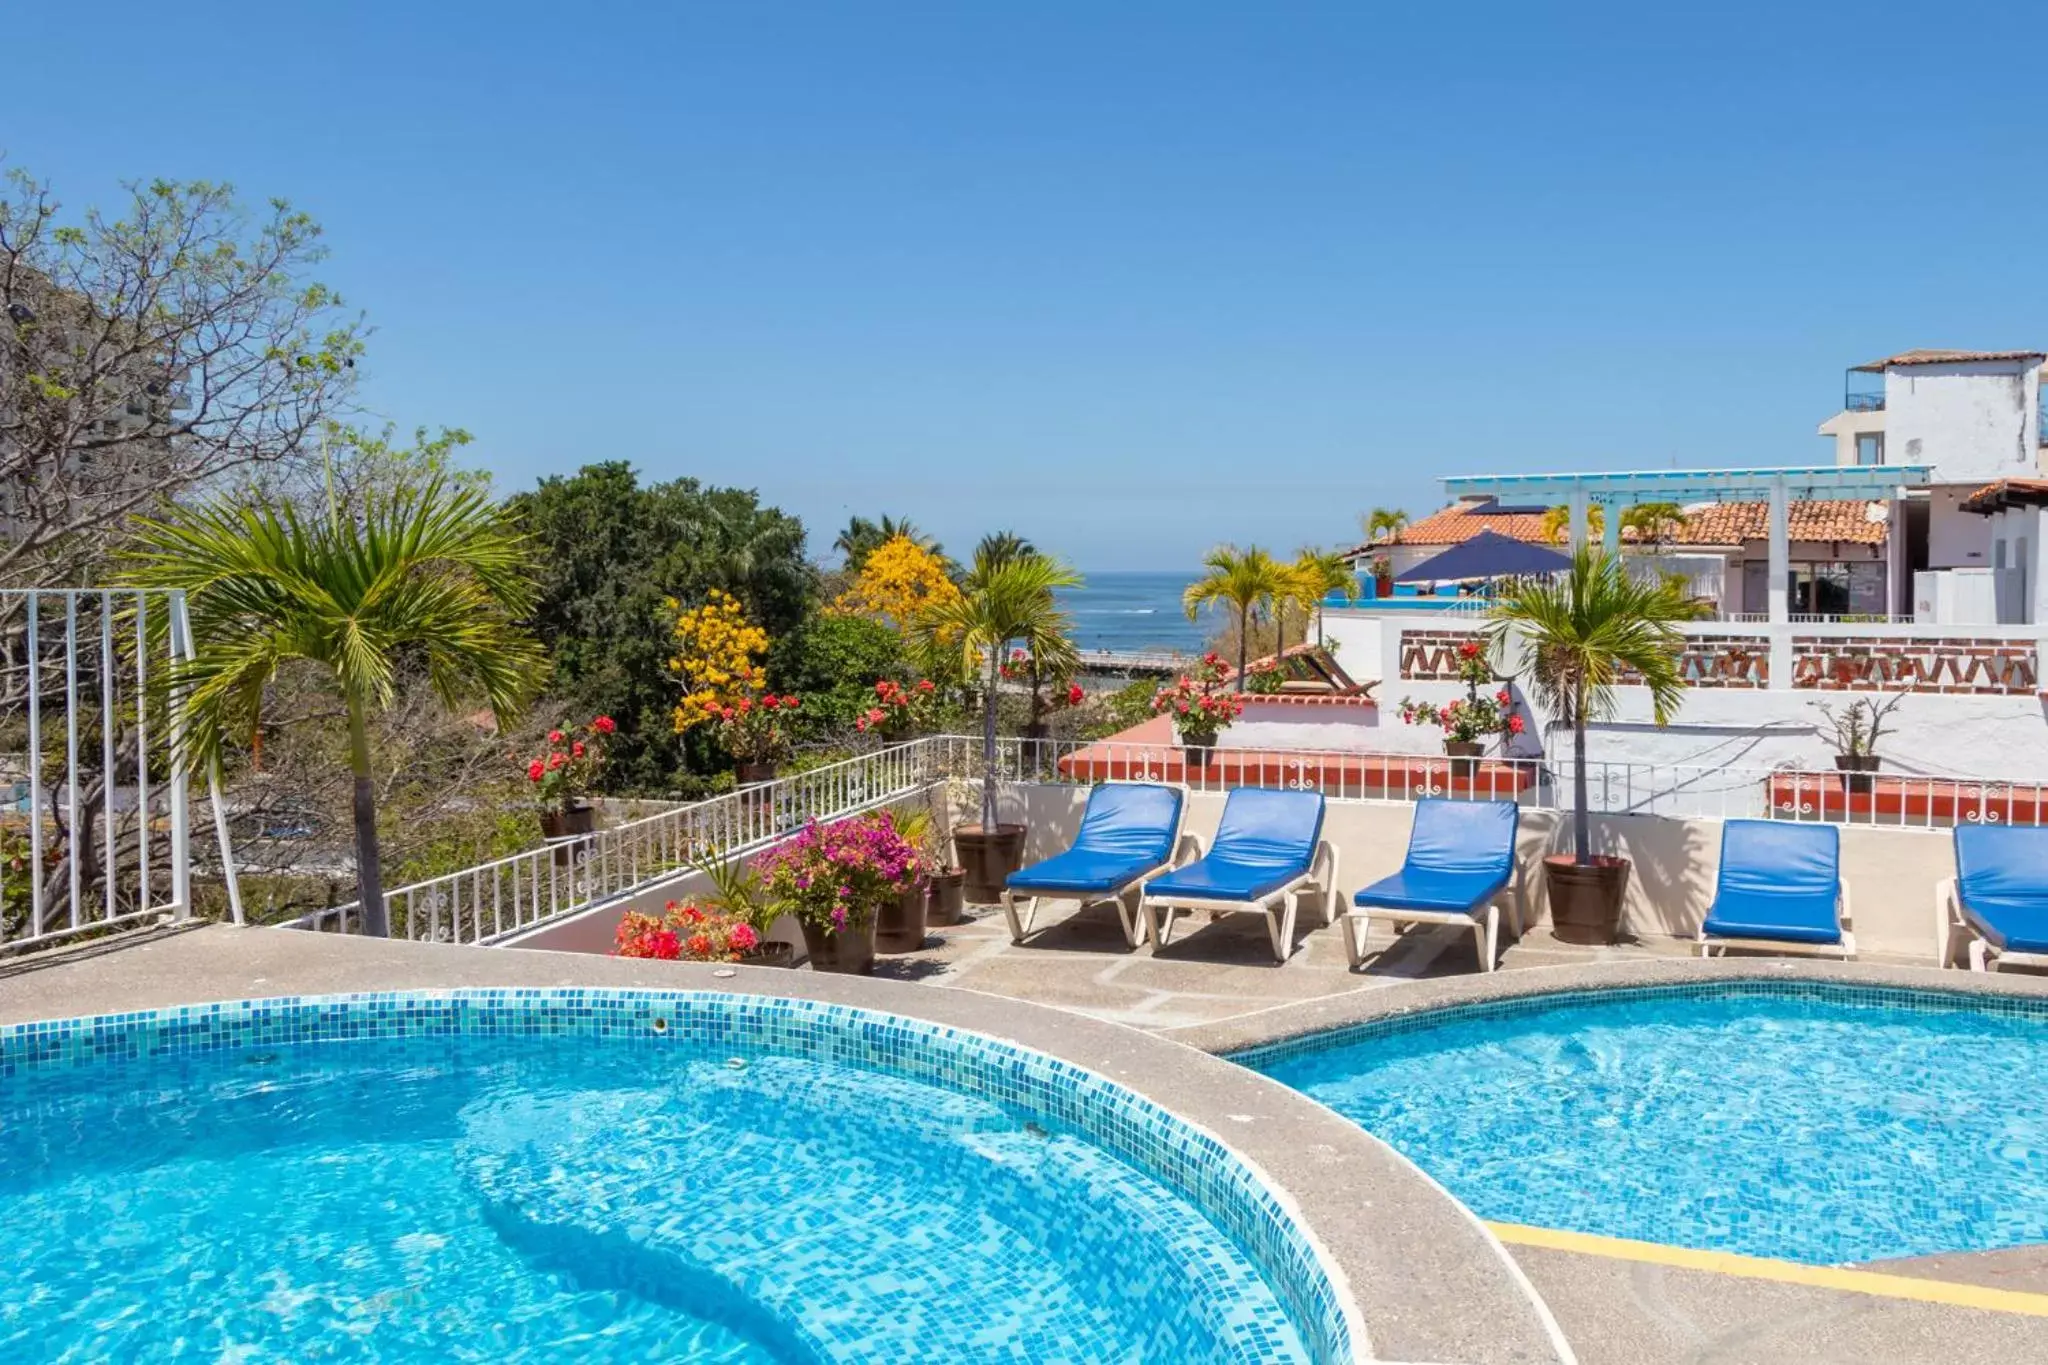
xmin=830 ymin=535 xmax=962 ymax=635
xmin=668 ymin=590 xmax=770 ymax=733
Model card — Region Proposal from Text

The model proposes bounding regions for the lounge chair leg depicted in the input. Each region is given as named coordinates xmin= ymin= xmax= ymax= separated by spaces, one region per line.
xmin=1114 ymin=891 xmax=1147 ymax=948
xmin=1970 ymin=938 xmax=1993 ymax=973
xmin=1482 ymin=907 xmax=1499 ymax=972
xmin=1343 ymin=913 xmax=1369 ymax=969
xmin=1001 ymin=892 xmax=1030 ymax=945
xmin=1269 ymin=895 xmax=1297 ymax=963
xmin=1150 ymin=904 xmax=1176 ymax=950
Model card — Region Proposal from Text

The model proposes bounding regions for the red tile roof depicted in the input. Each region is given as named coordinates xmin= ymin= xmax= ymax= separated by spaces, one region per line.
xmin=1351 ymin=498 xmax=1887 ymax=553
xmin=1854 ymin=348 xmax=2045 ymax=372
xmin=1960 ymin=479 xmax=2048 ymax=515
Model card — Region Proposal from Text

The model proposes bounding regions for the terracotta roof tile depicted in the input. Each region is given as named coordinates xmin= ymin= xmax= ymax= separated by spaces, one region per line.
xmin=1854 ymin=348 xmax=2044 ymax=371
xmin=1350 ymin=498 xmax=1888 ymax=553
xmin=1960 ymin=479 xmax=2048 ymax=514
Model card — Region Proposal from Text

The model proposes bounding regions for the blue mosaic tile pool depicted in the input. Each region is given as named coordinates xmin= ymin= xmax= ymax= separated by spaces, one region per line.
xmin=1242 ymin=980 xmax=2048 ymax=1265
xmin=0 ymin=989 xmax=1350 ymax=1363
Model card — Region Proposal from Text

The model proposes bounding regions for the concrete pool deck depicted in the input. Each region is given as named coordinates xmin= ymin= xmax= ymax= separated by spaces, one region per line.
xmin=10 ymin=913 xmax=2048 ymax=1363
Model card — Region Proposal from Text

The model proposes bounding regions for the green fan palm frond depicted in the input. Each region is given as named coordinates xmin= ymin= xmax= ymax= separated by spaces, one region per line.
xmin=912 ymin=551 xmax=1081 ymax=829
xmin=1487 ymin=545 xmax=1694 ymax=864
xmin=123 ymin=477 xmax=546 ymax=935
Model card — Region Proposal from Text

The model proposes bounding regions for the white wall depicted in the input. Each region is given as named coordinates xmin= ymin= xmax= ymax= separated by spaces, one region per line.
xmin=1926 ymin=485 xmax=1993 ymax=570
xmin=1885 ymin=360 xmax=2040 ymax=485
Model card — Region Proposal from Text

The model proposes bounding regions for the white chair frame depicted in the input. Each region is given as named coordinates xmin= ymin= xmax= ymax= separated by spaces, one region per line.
xmin=1142 ymin=837 xmax=1339 ymax=964
xmin=1935 ymin=877 xmax=2048 ymax=972
xmin=1696 ymin=880 xmax=1855 ymax=960
xmin=999 ymin=792 xmax=1192 ymax=949
xmin=1342 ymin=857 xmax=1526 ymax=974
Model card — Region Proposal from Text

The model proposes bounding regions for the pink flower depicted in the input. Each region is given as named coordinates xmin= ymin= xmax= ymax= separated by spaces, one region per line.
xmin=729 ymin=923 xmax=760 ymax=952
xmin=572 ymin=740 xmax=586 ymax=757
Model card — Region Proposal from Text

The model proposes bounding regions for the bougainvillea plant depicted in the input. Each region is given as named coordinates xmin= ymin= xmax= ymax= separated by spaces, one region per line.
xmin=520 ymin=715 xmax=616 ymax=811
xmin=614 ymin=899 xmax=762 ymax=962
xmin=1150 ymin=652 xmax=1244 ymax=745
xmin=754 ymin=811 xmax=920 ymax=935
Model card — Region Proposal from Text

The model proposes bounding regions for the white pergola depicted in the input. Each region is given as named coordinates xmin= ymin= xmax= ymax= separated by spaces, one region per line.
xmin=1438 ymin=465 xmax=1932 ymax=624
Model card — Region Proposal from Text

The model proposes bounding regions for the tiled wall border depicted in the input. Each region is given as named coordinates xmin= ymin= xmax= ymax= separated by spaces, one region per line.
xmin=1 ymin=987 xmax=1357 ymax=1365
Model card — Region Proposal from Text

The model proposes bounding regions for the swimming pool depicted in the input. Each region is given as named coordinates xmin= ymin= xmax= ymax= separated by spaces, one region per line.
xmin=1245 ymin=981 xmax=2048 ymax=1265
xmin=0 ymin=990 xmax=1343 ymax=1363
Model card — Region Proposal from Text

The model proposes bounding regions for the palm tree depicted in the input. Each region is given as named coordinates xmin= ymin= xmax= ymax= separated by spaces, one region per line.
xmin=124 ymin=478 xmax=546 ymax=937
xmin=1184 ymin=545 xmax=1287 ymax=691
xmin=834 ymin=514 xmax=940 ymax=572
xmin=1288 ymin=547 xmax=1357 ymax=649
xmin=974 ymin=530 xmax=1035 ymax=570
xmin=915 ymin=549 xmax=1080 ymax=833
xmin=1361 ymin=507 xmax=1409 ymax=543
xmin=1486 ymin=546 xmax=1693 ymax=866
xmin=1620 ymin=501 xmax=1687 ymax=551
xmin=1540 ymin=502 xmax=1607 ymax=546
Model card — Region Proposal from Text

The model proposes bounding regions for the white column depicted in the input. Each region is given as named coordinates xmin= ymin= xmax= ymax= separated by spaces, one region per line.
xmin=1767 ymin=476 xmax=1792 ymax=690
xmin=1568 ymin=489 xmax=1589 ymax=552
xmin=1601 ymin=499 xmax=1621 ymax=558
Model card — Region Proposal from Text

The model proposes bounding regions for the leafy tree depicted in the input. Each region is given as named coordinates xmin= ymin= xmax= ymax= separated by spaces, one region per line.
xmin=766 ymin=613 xmax=906 ymax=735
xmin=1487 ymin=547 xmax=1693 ymax=865
xmin=124 ymin=477 xmax=546 ymax=936
xmin=831 ymin=534 xmax=963 ymax=635
xmin=1360 ymin=507 xmax=1409 ymax=543
xmin=1183 ymin=544 xmax=1288 ymax=691
xmin=508 ymin=463 xmax=814 ymax=791
xmin=914 ymin=550 xmax=1080 ymax=830
xmin=0 ymin=168 xmax=363 ymax=588
xmin=667 ymin=590 xmax=770 ymax=733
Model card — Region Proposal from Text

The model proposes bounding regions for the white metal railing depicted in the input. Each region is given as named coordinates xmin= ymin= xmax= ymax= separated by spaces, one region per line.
xmin=289 ymin=740 xmax=941 ymax=943
xmin=0 ymin=588 xmax=240 ymax=950
xmin=1724 ymin=612 xmax=1913 ymax=624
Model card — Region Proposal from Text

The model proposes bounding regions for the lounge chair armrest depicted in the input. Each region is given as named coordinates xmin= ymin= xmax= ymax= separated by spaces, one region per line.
xmin=1311 ymin=838 xmax=1338 ymax=889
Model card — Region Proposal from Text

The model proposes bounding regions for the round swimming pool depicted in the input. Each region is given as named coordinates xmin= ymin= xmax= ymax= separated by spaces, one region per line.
xmin=0 ymin=990 xmax=1343 ymax=1363
xmin=1246 ymin=981 xmax=2048 ymax=1266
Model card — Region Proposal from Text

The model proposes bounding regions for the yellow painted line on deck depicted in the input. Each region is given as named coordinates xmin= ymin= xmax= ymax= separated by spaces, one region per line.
xmin=1487 ymin=1222 xmax=2048 ymax=1318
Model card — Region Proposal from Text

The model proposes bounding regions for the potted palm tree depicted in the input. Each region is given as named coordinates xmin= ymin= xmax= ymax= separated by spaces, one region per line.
xmin=1183 ymin=544 xmax=1286 ymax=692
xmin=125 ymin=476 xmax=545 ymax=939
xmin=914 ymin=546 xmax=1081 ymax=903
xmin=1489 ymin=546 xmax=1696 ymax=945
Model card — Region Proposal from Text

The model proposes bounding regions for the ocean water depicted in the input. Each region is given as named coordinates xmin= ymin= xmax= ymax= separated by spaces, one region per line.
xmin=1 ymin=1032 xmax=1308 ymax=1363
xmin=1060 ymin=571 xmax=1205 ymax=654
xmin=1252 ymin=983 xmax=2048 ymax=1265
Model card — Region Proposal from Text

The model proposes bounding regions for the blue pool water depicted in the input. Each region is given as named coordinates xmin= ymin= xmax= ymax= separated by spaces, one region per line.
xmin=0 ymin=993 xmax=1320 ymax=1363
xmin=1250 ymin=983 xmax=2048 ymax=1265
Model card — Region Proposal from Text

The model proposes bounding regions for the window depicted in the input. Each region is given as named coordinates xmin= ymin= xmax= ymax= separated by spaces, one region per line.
xmin=1855 ymin=433 xmax=1884 ymax=466
xmin=1741 ymin=561 xmax=1887 ymax=617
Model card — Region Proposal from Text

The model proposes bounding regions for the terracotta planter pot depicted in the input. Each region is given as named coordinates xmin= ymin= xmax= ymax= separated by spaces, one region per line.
xmin=735 ymin=761 xmax=779 ymax=786
xmin=798 ymin=915 xmax=876 ymax=975
xmin=1181 ymin=735 xmax=1216 ymax=769
xmin=1443 ymin=739 xmax=1484 ymax=781
xmin=927 ymin=867 xmax=967 ymax=926
xmin=1544 ymin=854 xmax=1631 ymax=945
xmin=954 ymin=823 xmax=1027 ymax=905
xmin=1834 ymin=752 xmax=1880 ymax=796
xmin=539 ymin=804 xmax=595 ymax=865
xmin=875 ymin=882 xmax=931 ymax=953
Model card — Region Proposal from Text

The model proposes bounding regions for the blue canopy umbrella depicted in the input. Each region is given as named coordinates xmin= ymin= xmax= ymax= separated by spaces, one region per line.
xmin=1396 ymin=530 xmax=1570 ymax=584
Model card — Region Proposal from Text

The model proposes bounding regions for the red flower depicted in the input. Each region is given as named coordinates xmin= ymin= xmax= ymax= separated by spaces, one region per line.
xmin=1067 ymin=683 xmax=1084 ymax=706
xmin=1457 ymin=641 xmax=1481 ymax=661
xmin=875 ymin=680 xmax=893 ymax=698
xmin=1508 ymin=714 xmax=1526 ymax=734
xmin=736 ymin=696 xmax=753 ymax=714
xmin=855 ymin=715 xmax=870 ymax=732
xmin=1496 ymin=688 xmax=1512 ymax=706
xmin=646 ymin=928 xmax=681 ymax=960
xmin=547 ymin=729 xmax=565 ymax=745
xmin=527 ymin=760 xmax=545 ymax=782
xmin=572 ymin=740 xmax=586 ymax=757
xmin=915 ymin=679 xmax=934 ymax=694
xmin=761 ymin=694 xmax=780 ymax=710
xmin=782 ymin=695 xmax=800 ymax=709
xmin=548 ymin=751 xmax=567 ymax=770
xmin=721 ymin=707 xmax=736 ymax=721
xmin=594 ymin=715 xmax=617 ymax=734
xmin=685 ymin=933 xmax=714 ymax=958
xmin=729 ymin=923 xmax=760 ymax=952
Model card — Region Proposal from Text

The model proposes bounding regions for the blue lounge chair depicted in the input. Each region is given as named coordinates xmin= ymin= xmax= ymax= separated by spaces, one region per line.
xmin=1941 ymin=825 xmax=2048 ymax=972
xmin=1343 ymin=798 xmax=1523 ymax=973
xmin=1696 ymin=820 xmax=1853 ymax=959
xmin=1002 ymin=783 xmax=1188 ymax=948
xmin=1140 ymin=788 xmax=1336 ymax=963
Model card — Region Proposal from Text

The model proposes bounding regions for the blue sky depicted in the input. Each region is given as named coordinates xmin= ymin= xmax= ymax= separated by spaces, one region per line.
xmin=6 ymin=3 xmax=2044 ymax=571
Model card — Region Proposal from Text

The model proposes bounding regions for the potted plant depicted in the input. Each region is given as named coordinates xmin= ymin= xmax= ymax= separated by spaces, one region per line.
xmin=1396 ymin=641 xmax=1524 ymax=777
xmin=1369 ymin=554 xmax=1393 ymax=599
xmin=855 ymin=677 xmax=938 ymax=739
xmin=613 ymin=898 xmax=775 ymax=964
xmin=756 ymin=811 xmax=920 ymax=973
xmin=522 ymin=715 xmax=616 ymax=840
xmin=913 ymin=547 xmax=1082 ymax=904
xmin=1150 ymin=653 xmax=1245 ymax=767
xmin=895 ymin=799 xmax=968 ymax=926
xmin=1814 ymin=687 xmax=1905 ymax=795
xmin=711 ymin=689 xmax=801 ymax=785
xmin=1490 ymin=546 xmax=1695 ymax=945
xmin=1002 ymin=648 xmax=1086 ymax=740
xmin=872 ymin=808 xmax=933 ymax=952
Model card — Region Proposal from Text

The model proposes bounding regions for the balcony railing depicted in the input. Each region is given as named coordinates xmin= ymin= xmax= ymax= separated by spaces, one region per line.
xmin=1845 ymin=390 xmax=1885 ymax=413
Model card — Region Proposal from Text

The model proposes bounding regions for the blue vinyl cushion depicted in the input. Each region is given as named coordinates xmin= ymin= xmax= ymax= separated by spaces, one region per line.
xmin=1353 ymin=798 xmax=1518 ymax=913
xmin=1955 ymin=825 xmax=2048 ymax=953
xmin=1700 ymin=820 xmax=1843 ymax=945
xmin=1144 ymin=788 xmax=1324 ymax=903
xmin=1006 ymin=783 xmax=1183 ymax=896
